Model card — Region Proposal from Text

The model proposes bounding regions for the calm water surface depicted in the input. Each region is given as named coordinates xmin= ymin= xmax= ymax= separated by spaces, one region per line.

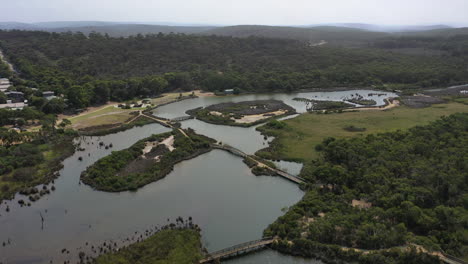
xmin=0 ymin=90 xmax=395 ymax=263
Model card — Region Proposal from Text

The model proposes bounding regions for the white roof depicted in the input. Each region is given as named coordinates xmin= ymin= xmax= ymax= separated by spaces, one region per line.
xmin=0 ymin=102 xmax=26 ymax=109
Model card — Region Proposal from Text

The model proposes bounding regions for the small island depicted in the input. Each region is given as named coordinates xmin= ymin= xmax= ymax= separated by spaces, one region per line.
xmin=186 ymin=100 xmax=296 ymax=127
xmin=81 ymin=129 xmax=215 ymax=192
xmin=293 ymin=97 xmax=354 ymax=111
xmin=344 ymin=94 xmax=377 ymax=106
xmin=92 ymin=228 xmax=204 ymax=264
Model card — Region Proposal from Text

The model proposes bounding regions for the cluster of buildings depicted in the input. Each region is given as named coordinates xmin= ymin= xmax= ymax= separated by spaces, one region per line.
xmin=0 ymin=77 xmax=55 ymax=110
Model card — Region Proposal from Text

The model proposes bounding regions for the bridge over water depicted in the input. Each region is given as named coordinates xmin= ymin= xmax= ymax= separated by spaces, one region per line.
xmin=212 ymin=144 xmax=306 ymax=184
xmin=199 ymin=238 xmax=275 ymax=263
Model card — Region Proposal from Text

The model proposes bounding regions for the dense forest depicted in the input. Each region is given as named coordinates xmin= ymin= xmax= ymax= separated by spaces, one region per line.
xmin=0 ymin=30 xmax=467 ymax=110
xmin=265 ymin=113 xmax=468 ymax=263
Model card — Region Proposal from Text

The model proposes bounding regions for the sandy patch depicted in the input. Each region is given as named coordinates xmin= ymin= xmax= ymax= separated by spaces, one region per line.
xmin=352 ymin=199 xmax=372 ymax=209
xmin=142 ymin=135 xmax=175 ymax=160
xmin=160 ymin=135 xmax=175 ymax=152
xmin=232 ymin=110 xmax=287 ymax=124
xmin=209 ymin=111 xmax=224 ymax=117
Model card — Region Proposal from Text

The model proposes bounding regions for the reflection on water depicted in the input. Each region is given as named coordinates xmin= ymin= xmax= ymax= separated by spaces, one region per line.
xmin=154 ymin=90 xmax=396 ymax=118
xmin=225 ymin=249 xmax=323 ymax=264
xmin=0 ymin=90 xmax=396 ymax=263
xmin=0 ymin=127 xmax=303 ymax=263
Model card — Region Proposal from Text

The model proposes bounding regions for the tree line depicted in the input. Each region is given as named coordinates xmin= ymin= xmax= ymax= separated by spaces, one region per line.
xmin=0 ymin=30 xmax=467 ymax=113
xmin=265 ymin=113 xmax=468 ymax=263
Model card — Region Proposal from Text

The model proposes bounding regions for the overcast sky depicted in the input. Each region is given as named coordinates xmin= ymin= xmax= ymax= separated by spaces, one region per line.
xmin=2 ymin=0 xmax=468 ymax=26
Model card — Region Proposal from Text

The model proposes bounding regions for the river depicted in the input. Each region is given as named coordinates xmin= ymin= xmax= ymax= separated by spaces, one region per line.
xmin=0 ymin=90 xmax=395 ymax=263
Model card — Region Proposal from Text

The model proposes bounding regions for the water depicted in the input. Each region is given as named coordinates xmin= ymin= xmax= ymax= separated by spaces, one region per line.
xmin=0 ymin=124 xmax=303 ymax=264
xmin=0 ymin=90 xmax=395 ymax=263
xmin=225 ymin=249 xmax=323 ymax=264
xmin=154 ymin=90 xmax=395 ymax=118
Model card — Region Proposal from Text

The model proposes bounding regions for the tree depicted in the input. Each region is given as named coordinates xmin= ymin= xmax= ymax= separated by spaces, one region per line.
xmin=0 ymin=92 xmax=7 ymax=104
xmin=59 ymin=119 xmax=71 ymax=128
xmin=43 ymin=98 xmax=65 ymax=114
xmin=67 ymin=85 xmax=91 ymax=108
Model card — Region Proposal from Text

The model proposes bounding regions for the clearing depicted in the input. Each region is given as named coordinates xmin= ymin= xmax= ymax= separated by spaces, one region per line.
xmin=257 ymin=102 xmax=468 ymax=161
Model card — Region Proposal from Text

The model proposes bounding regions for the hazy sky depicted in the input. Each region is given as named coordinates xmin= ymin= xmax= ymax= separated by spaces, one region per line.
xmin=2 ymin=0 xmax=468 ymax=26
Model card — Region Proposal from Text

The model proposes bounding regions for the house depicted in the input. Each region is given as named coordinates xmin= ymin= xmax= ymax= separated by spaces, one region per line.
xmin=5 ymin=91 xmax=24 ymax=103
xmin=0 ymin=101 xmax=27 ymax=110
xmin=42 ymin=91 xmax=56 ymax=100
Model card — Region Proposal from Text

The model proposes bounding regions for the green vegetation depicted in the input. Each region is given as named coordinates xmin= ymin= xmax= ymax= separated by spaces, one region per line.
xmin=81 ymin=129 xmax=215 ymax=192
xmin=188 ymin=100 xmax=295 ymax=127
xmin=0 ymin=30 xmax=467 ymax=113
xmin=346 ymin=98 xmax=377 ymax=106
xmin=0 ymin=117 xmax=77 ymax=202
xmin=265 ymin=113 xmax=468 ymax=263
xmin=93 ymin=229 xmax=203 ymax=264
xmin=79 ymin=116 xmax=155 ymax=136
xmin=256 ymin=102 xmax=468 ymax=161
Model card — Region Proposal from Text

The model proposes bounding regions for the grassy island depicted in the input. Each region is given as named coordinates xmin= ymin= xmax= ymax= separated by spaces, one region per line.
xmin=187 ymin=100 xmax=296 ymax=127
xmin=93 ymin=228 xmax=204 ymax=264
xmin=81 ymin=129 xmax=215 ymax=192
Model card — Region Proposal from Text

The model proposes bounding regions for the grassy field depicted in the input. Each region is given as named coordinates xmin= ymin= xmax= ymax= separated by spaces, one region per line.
xmin=69 ymin=106 xmax=138 ymax=129
xmin=93 ymin=229 xmax=203 ymax=264
xmin=257 ymin=102 xmax=468 ymax=161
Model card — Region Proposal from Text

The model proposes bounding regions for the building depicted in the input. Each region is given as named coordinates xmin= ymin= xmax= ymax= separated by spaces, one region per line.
xmin=224 ymin=89 xmax=234 ymax=94
xmin=0 ymin=101 xmax=27 ymax=110
xmin=42 ymin=91 xmax=56 ymax=100
xmin=5 ymin=91 xmax=24 ymax=103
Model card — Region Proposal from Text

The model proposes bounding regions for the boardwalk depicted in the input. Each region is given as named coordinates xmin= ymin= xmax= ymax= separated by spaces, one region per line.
xmin=212 ymin=144 xmax=306 ymax=184
xmin=171 ymin=115 xmax=193 ymax=122
xmin=199 ymin=238 xmax=274 ymax=263
xmin=141 ymin=113 xmax=190 ymax=138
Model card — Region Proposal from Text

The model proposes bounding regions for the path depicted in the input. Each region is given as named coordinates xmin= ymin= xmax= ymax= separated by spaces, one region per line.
xmin=140 ymin=113 xmax=190 ymax=138
xmin=0 ymin=49 xmax=15 ymax=73
xmin=199 ymin=238 xmax=275 ymax=263
xmin=212 ymin=144 xmax=306 ymax=184
xmin=345 ymin=98 xmax=400 ymax=112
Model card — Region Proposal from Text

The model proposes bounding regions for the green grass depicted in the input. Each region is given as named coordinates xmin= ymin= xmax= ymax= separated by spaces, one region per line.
xmin=70 ymin=106 xmax=137 ymax=129
xmin=93 ymin=229 xmax=203 ymax=264
xmin=256 ymin=102 xmax=468 ymax=161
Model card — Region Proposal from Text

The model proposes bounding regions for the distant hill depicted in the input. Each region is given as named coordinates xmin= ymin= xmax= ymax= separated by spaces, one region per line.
xmin=49 ymin=24 xmax=217 ymax=37
xmin=1 ymin=21 xmax=467 ymax=44
xmin=0 ymin=22 xmax=42 ymax=31
xmin=34 ymin=21 xmax=120 ymax=28
xmin=401 ymin=27 xmax=468 ymax=37
xmin=316 ymin=23 xmax=453 ymax=32
xmin=202 ymin=25 xmax=389 ymax=45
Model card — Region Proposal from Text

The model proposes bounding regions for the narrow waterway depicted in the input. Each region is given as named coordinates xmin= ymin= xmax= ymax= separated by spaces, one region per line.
xmin=0 ymin=90 xmax=395 ymax=263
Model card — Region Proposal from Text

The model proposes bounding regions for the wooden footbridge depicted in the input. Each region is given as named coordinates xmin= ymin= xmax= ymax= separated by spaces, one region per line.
xmin=170 ymin=115 xmax=193 ymax=122
xmin=199 ymin=238 xmax=275 ymax=263
xmin=212 ymin=144 xmax=306 ymax=184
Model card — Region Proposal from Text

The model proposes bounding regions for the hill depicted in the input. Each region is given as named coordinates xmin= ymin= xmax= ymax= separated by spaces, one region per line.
xmin=203 ymin=25 xmax=389 ymax=45
xmin=50 ymin=24 xmax=216 ymax=37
